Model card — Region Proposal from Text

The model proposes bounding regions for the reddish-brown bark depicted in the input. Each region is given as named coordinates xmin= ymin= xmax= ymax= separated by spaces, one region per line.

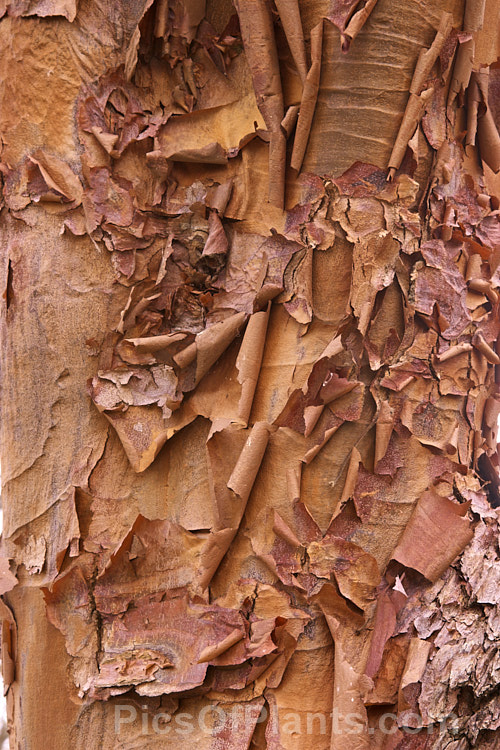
xmin=0 ymin=1 xmax=499 ymax=748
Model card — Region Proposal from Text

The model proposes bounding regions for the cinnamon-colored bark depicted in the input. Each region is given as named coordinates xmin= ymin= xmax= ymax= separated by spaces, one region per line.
xmin=0 ymin=1 xmax=500 ymax=748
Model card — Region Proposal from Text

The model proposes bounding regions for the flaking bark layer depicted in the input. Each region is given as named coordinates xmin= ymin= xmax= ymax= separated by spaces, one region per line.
xmin=0 ymin=0 xmax=500 ymax=748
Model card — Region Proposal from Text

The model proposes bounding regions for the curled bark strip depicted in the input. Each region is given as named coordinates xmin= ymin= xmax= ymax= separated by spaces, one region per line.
xmin=153 ymin=0 xmax=169 ymax=39
xmin=364 ymin=591 xmax=397 ymax=679
xmin=339 ymin=447 xmax=362 ymax=505
xmin=388 ymin=13 xmax=452 ymax=178
xmin=281 ymin=104 xmax=300 ymax=138
xmin=388 ymin=88 xmax=434 ymax=178
xmin=291 ymin=21 xmax=323 ymax=173
xmin=436 ymin=342 xmax=473 ymax=362
xmin=321 ymin=336 xmax=343 ymax=358
xmin=125 ymin=332 xmax=187 ymax=352
xmin=302 ymin=421 xmax=342 ymax=464
xmin=0 ymin=598 xmax=16 ymax=695
xmin=227 ymin=422 xmax=270 ymax=504
xmin=466 ymin=252 xmax=483 ymax=281
xmin=273 ymin=509 xmax=302 ymax=548
xmin=473 ymin=332 xmax=500 ymax=364
xmin=202 ymin=211 xmax=228 ymax=257
xmin=409 ymin=13 xmax=453 ymax=94
xmin=392 ymin=489 xmax=474 ymax=582
xmin=198 ymin=423 xmax=270 ymax=589
xmin=375 ymin=400 xmax=394 ymax=467
xmin=1 ymin=619 xmax=15 ymax=692
xmin=467 ymin=69 xmax=500 ymax=173
xmin=448 ymin=33 xmax=473 ymax=107
xmin=464 ymin=0 xmax=487 ymax=30
xmin=174 ymin=312 xmax=247 ymax=385
xmin=341 ymin=0 xmax=379 ymax=52
xmin=448 ymin=0 xmax=486 ymax=105
xmin=235 ymin=0 xmax=286 ymax=207
xmin=397 ymin=638 xmax=432 ymax=711
xmin=303 ymin=403 xmax=324 ymax=437
xmin=322 ymin=611 xmax=373 ymax=750
xmin=236 ymin=304 xmax=271 ymax=426
xmin=275 ymin=0 xmax=308 ymax=82
xmin=28 ymin=151 xmax=83 ymax=204
xmin=197 ymin=628 xmax=245 ymax=663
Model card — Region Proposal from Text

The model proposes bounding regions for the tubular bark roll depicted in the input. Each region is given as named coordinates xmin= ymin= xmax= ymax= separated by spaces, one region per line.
xmin=388 ymin=12 xmax=453 ymax=178
xmin=291 ymin=21 xmax=324 ymax=173
xmin=235 ymin=0 xmax=286 ymax=207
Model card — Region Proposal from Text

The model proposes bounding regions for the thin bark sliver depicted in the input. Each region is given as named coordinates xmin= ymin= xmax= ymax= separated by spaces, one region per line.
xmin=291 ymin=21 xmax=323 ymax=173
xmin=388 ymin=12 xmax=453 ymax=177
xmin=235 ymin=0 xmax=286 ymax=207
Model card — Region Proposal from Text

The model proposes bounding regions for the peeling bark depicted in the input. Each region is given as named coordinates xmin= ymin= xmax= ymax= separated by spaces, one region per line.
xmin=1 ymin=0 xmax=500 ymax=748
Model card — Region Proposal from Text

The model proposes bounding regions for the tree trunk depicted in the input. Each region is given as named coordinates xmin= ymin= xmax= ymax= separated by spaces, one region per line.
xmin=1 ymin=0 xmax=499 ymax=748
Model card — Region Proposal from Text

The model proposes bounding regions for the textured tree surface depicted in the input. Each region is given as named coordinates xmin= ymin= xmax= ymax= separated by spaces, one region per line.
xmin=1 ymin=0 xmax=500 ymax=748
